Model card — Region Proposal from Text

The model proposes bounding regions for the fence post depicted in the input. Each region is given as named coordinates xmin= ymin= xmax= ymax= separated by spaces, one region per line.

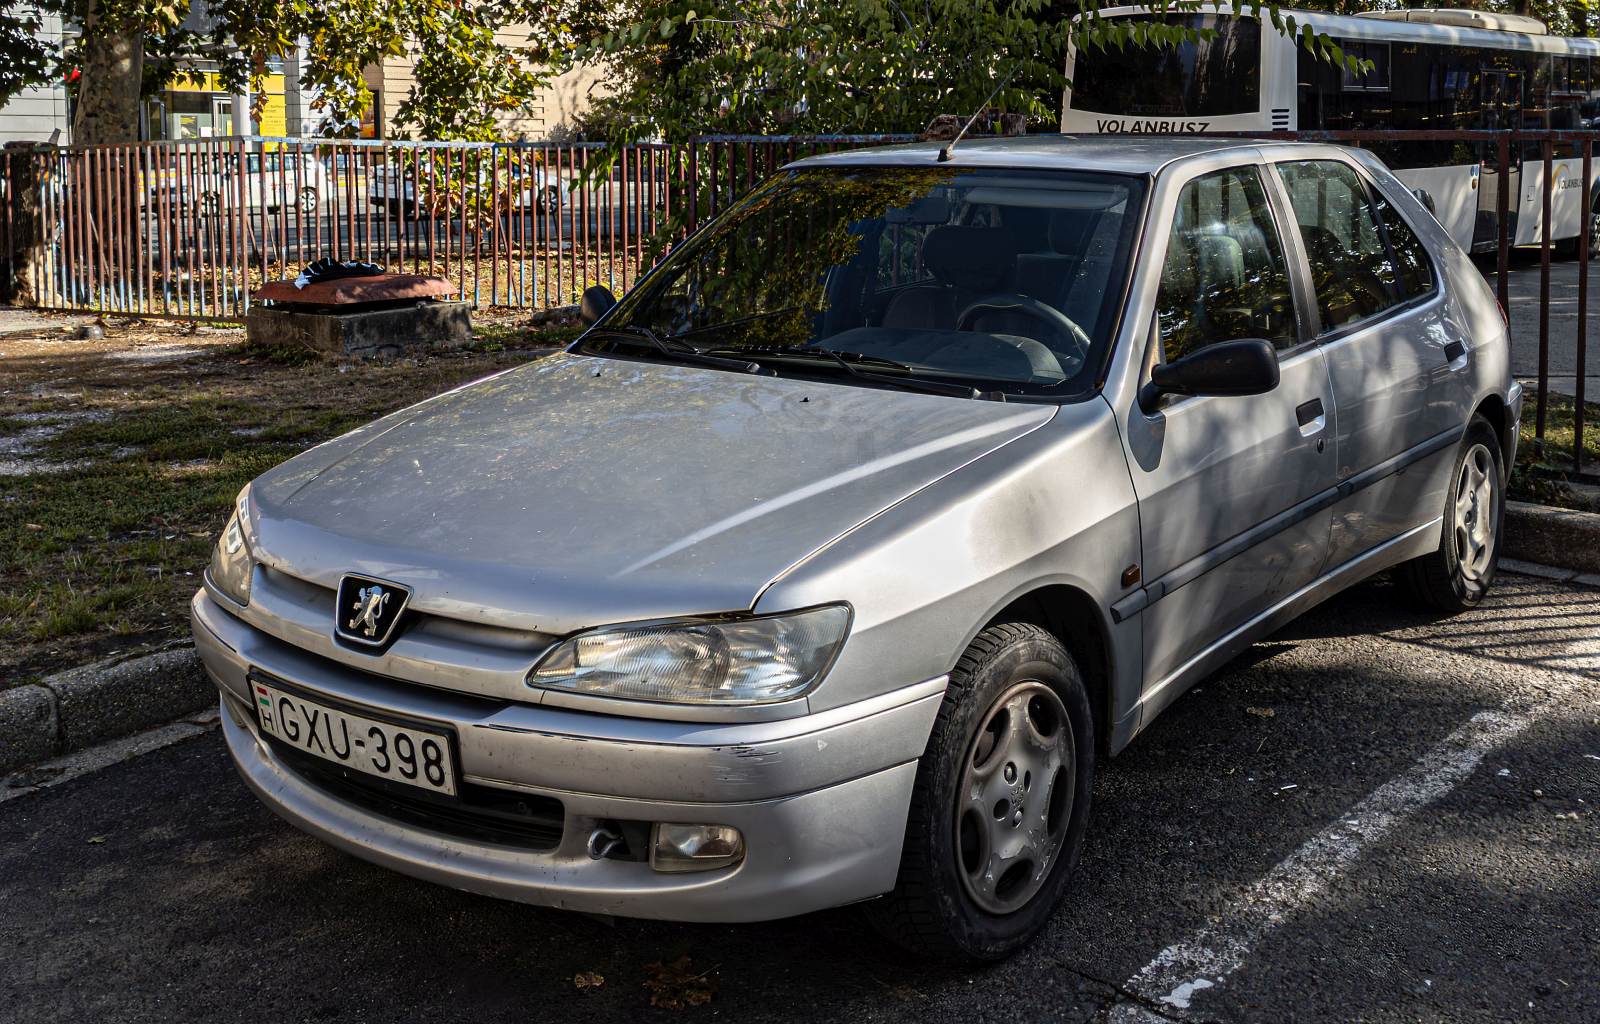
xmin=1496 ymin=134 xmax=1510 ymax=316
xmin=1580 ymin=139 xmax=1593 ymax=475
xmin=687 ymin=141 xmax=698 ymax=233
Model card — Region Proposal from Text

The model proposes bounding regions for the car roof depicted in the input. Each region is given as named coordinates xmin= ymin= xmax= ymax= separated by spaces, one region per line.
xmin=785 ymin=134 xmax=1327 ymax=176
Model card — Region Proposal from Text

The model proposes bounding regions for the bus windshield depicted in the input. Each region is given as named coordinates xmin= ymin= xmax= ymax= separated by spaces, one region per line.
xmin=1070 ymin=14 xmax=1262 ymax=119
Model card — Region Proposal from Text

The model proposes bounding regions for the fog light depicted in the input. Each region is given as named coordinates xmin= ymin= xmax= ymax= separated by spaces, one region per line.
xmin=649 ymin=823 xmax=745 ymax=873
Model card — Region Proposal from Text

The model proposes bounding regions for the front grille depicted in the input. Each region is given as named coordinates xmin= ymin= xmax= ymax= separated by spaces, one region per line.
xmin=270 ymin=738 xmax=564 ymax=850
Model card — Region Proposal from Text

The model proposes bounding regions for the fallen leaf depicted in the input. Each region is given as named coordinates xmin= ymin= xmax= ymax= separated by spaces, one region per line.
xmin=24 ymin=523 xmax=44 ymax=531
xmin=643 ymin=955 xmax=716 ymax=1009
xmin=574 ymin=971 xmax=605 ymax=991
xmin=1246 ymin=706 xmax=1275 ymax=718
xmin=87 ymin=835 xmax=107 ymax=844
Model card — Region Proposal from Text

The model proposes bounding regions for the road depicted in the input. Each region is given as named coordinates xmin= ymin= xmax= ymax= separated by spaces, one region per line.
xmin=3 ymin=571 xmax=1598 ymax=1023
xmin=1496 ymin=251 xmax=1600 ymax=401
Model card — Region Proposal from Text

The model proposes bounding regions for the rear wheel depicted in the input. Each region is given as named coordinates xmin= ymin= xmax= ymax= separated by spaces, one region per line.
xmin=1398 ymin=416 xmax=1504 ymax=612
xmin=866 ymin=622 xmax=1094 ymax=962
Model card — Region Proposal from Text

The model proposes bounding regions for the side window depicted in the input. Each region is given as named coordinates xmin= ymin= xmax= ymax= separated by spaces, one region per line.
xmin=1277 ymin=160 xmax=1402 ymax=330
xmin=1155 ymin=167 xmax=1299 ymax=362
xmin=1372 ymin=190 xmax=1435 ymax=300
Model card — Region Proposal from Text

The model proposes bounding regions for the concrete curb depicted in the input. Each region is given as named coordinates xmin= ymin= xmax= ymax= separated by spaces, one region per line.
xmin=0 ymin=645 xmax=210 ymax=775
xmin=1504 ymin=500 xmax=1600 ymax=575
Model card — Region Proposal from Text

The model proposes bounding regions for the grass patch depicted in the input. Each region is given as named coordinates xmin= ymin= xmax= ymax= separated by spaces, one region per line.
xmin=471 ymin=319 xmax=582 ymax=352
xmin=1519 ymin=391 xmax=1600 ymax=469
xmin=0 ymin=321 xmax=560 ymax=685
xmin=1512 ymin=391 xmax=1600 ymax=507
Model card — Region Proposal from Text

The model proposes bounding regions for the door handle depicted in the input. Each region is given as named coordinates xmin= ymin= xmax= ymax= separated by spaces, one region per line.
xmin=1296 ymin=397 xmax=1325 ymax=428
xmin=1444 ymin=340 xmax=1467 ymax=365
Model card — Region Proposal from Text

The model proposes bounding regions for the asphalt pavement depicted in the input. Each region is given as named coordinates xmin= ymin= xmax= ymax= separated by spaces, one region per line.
xmin=1496 ymin=251 xmax=1600 ymax=401
xmin=3 ymin=572 xmax=1598 ymax=1024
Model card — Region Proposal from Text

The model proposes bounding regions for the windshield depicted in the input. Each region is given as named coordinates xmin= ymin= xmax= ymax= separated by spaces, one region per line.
xmin=1071 ymin=14 xmax=1261 ymax=119
xmin=591 ymin=166 xmax=1146 ymax=398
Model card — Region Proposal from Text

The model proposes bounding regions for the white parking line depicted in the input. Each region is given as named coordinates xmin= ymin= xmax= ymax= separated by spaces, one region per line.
xmin=1110 ymin=707 xmax=1533 ymax=1022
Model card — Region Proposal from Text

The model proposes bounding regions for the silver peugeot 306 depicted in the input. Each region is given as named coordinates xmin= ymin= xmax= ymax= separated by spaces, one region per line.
xmin=192 ymin=135 xmax=1518 ymax=961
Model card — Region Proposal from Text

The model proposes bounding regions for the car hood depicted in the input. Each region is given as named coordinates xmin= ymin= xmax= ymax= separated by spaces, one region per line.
xmin=248 ymin=352 xmax=1054 ymax=633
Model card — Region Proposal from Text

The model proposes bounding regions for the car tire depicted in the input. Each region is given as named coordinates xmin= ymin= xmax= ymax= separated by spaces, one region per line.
xmin=865 ymin=622 xmax=1094 ymax=962
xmin=1397 ymin=415 xmax=1504 ymax=613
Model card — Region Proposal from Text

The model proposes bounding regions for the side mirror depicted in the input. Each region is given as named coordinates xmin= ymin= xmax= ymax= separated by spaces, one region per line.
xmin=579 ymin=285 xmax=617 ymax=326
xmin=1411 ymin=187 xmax=1437 ymax=215
xmin=1139 ymin=339 xmax=1280 ymax=414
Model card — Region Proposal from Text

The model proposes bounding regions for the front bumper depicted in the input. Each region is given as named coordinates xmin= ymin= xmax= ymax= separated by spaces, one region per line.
xmin=192 ymin=590 xmax=942 ymax=922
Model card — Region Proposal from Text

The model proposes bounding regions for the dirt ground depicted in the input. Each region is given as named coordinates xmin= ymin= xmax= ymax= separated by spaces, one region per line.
xmin=0 ymin=310 xmax=570 ymax=686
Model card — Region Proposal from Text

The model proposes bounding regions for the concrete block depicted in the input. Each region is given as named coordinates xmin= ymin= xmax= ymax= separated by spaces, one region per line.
xmin=0 ymin=686 xmax=57 ymax=774
xmin=42 ymin=647 xmax=210 ymax=751
xmin=1503 ymin=500 xmax=1600 ymax=574
xmin=247 ymin=301 xmax=472 ymax=360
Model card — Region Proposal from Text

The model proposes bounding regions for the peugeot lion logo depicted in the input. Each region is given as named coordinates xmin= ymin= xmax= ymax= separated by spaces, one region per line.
xmin=349 ymin=585 xmax=390 ymax=638
xmin=334 ymin=574 xmax=411 ymax=648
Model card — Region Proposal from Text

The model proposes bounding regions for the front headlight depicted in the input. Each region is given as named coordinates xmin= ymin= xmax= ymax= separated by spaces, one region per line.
xmin=527 ymin=604 xmax=850 ymax=705
xmin=206 ymin=486 xmax=253 ymax=607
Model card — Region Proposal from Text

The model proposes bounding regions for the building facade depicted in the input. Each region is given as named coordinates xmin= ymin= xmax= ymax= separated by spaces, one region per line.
xmin=0 ymin=8 xmax=72 ymax=145
xmin=1 ymin=9 xmax=601 ymax=146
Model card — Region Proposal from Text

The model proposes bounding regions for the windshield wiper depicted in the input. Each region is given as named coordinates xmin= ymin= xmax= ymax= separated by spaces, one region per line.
xmin=705 ymin=344 xmax=992 ymax=400
xmin=586 ymin=326 xmax=763 ymax=374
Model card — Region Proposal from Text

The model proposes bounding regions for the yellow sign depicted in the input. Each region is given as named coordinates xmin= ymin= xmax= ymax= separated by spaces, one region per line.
xmin=168 ymin=70 xmax=287 ymax=139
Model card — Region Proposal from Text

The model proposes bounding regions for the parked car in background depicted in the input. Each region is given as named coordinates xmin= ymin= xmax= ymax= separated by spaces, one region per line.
xmin=367 ymin=158 xmax=568 ymax=217
xmin=148 ymin=151 xmax=331 ymax=217
xmin=192 ymin=136 xmax=1517 ymax=962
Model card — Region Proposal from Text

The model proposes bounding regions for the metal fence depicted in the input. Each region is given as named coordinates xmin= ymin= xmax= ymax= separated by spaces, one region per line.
xmin=0 ymin=128 xmax=1592 ymax=477
xmin=0 ymin=134 xmax=913 ymax=322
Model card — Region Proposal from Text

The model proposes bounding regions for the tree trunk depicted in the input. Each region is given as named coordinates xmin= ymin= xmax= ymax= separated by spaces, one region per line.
xmin=72 ymin=0 xmax=145 ymax=146
xmin=1 ymin=142 xmax=48 ymax=305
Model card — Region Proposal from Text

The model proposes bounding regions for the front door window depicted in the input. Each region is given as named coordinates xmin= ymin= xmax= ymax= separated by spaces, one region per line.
xmin=1154 ymin=167 xmax=1299 ymax=362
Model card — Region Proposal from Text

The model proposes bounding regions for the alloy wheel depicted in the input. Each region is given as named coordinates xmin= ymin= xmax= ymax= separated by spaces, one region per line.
xmin=1453 ymin=442 xmax=1497 ymax=583
xmin=299 ymin=186 xmax=318 ymax=213
xmin=955 ymin=680 xmax=1074 ymax=915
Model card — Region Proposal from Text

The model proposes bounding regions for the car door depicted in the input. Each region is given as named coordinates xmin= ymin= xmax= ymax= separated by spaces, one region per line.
xmin=1118 ymin=164 xmax=1338 ymax=709
xmin=1273 ymin=158 xmax=1462 ymax=569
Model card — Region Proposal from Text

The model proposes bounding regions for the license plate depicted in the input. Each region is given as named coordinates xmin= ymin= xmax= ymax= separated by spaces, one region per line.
xmin=253 ymin=681 xmax=458 ymax=797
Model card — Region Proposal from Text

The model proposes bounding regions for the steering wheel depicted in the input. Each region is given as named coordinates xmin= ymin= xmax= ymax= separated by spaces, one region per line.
xmin=956 ymin=293 xmax=1092 ymax=376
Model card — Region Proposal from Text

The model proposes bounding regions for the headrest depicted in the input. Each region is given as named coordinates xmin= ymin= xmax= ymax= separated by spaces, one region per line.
xmin=922 ymin=226 xmax=1016 ymax=291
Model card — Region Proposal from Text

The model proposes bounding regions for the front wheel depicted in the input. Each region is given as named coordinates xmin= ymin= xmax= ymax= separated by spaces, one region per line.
xmin=865 ymin=622 xmax=1094 ymax=962
xmin=1398 ymin=415 xmax=1504 ymax=612
xmin=297 ymin=185 xmax=319 ymax=214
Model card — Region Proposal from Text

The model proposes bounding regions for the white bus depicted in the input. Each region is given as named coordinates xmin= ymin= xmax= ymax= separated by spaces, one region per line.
xmin=1063 ymin=5 xmax=1600 ymax=255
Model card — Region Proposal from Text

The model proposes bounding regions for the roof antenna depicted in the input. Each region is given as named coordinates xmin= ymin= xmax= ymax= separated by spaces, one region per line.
xmin=938 ymin=62 xmax=1020 ymax=163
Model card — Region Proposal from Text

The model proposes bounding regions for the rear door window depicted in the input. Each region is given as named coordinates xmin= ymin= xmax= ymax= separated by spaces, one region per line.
xmin=1277 ymin=160 xmax=1408 ymax=330
xmin=1373 ymin=190 xmax=1436 ymax=300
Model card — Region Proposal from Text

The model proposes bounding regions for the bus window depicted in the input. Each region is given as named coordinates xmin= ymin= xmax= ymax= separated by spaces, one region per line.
xmin=1340 ymin=40 xmax=1392 ymax=91
xmin=1070 ymin=14 xmax=1261 ymax=118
